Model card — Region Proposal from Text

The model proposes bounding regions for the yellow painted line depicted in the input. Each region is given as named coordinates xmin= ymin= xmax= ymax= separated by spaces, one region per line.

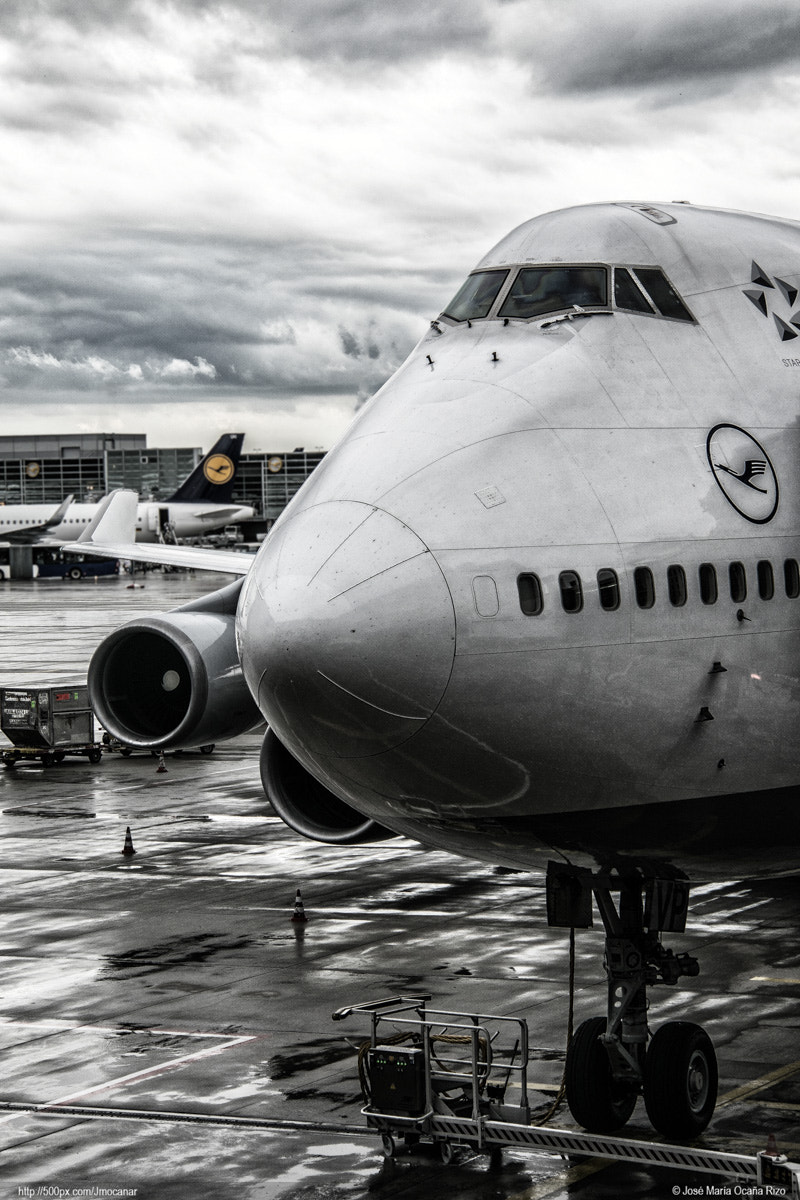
xmin=750 ymin=976 xmax=800 ymax=985
xmin=503 ymin=1059 xmax=800 ymax=1199
xmin=718 ymin=1059 xmax=800 ymax=1106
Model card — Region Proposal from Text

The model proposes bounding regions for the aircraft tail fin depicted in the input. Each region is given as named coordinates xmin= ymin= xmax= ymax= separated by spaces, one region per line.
xmin=168 ymin=433 xmax=246 ymax=504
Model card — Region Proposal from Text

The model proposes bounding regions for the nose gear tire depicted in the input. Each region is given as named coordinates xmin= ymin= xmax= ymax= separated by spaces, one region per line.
xmin=565 ymin=1016 xmax=638 ymax=1133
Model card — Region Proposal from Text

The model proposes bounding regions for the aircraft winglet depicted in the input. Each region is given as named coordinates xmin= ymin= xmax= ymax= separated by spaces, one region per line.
xmin=43 ymin=493 xmax=75 ymax=528
xmin=76 ymin=489 xmax=138 ymax=545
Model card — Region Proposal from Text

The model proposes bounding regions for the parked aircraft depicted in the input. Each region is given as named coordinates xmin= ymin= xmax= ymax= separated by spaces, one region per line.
xmin=0 ymin=433 xmax=254 ymax=543
xmin=70 ymin=202 xmax=800 ymax=1146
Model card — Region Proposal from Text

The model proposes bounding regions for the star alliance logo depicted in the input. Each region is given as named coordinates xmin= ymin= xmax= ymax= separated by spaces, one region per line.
xmin=706 ymin=424 xmax=779 ymax=524
xmin=743 ymin=260 xmax=800 ymax=341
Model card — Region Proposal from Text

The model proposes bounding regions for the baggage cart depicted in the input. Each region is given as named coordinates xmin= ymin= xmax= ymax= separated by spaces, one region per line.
xmin=1 ymin=685 xmax=103 ymax=768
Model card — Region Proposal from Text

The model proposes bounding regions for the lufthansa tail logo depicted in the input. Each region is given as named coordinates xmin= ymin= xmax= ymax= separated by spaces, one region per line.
xmin=203 ymin=453 xmax=235 ymax=484
xmin=706 ymin=424 xmax=778 ymax=523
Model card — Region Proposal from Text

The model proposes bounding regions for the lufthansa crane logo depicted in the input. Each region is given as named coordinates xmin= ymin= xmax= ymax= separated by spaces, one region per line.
xmin=203 ymin=453 xmax=235 ymax=485
xmin=706 ymin=424 xmax=778 ymax=524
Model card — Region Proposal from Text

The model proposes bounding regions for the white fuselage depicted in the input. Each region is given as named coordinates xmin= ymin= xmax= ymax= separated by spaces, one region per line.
xmin=237 ymin=202 xmax=800 ymax=878
xmin=0 ymin=500 xmax=254 ymax=543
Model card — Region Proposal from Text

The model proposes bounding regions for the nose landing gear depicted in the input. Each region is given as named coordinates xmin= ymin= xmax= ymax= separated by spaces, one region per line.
xmin=547 ymin=863 xmax=718 ymax=1139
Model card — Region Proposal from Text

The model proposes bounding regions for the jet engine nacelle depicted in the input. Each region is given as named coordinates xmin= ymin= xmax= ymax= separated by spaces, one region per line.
xmin=88 ymin=580 xmax=262 ymax=751
xmin=260 ymin=728 xmax=393 ymax=845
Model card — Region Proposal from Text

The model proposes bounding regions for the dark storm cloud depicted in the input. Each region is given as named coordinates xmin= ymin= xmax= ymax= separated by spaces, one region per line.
xmin=265 ymin=0 xmax=490 ymax=64
xmin=0 ymin=0 xmax=144 ymax=34
xmin=530 ymin=1 xmax=800 ymax=95
xmin=0 ymin=230 xmax=430 ymax=400
xmin=0 ymin=0 xmax=490 ymax=65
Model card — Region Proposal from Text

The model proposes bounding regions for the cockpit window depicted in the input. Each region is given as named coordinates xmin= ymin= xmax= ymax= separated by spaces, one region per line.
xmin=614 ymin=268 xmax=654 ymax=314
xmin=632 ymin=268 xmax=694 ymax=322
xmin=498 ymin=267 xmax=607 ymax=320
xmin=443 ymin=270 xmax=509 ymax=322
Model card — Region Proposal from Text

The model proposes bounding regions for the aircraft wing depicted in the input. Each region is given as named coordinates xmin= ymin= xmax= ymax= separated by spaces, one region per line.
xmin=1 ymin=494 xmax=75 ymax=542
xmin=61 ymin=489 xmax=254 ymax=576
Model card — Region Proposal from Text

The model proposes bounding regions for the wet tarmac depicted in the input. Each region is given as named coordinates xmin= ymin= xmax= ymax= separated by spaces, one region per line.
xmin=0 ymin=572 xmax=798 ymax=1199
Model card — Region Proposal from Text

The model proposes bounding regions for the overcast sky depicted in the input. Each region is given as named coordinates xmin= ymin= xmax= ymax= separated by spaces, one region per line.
xmin=1 ymin=0 xmax=800 ymax=452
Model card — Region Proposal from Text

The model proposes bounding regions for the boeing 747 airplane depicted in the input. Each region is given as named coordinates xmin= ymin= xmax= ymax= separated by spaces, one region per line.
xmin=0 ymin=433 xmax=254 ymax=543
xmin=70 ymin=202 xmax=800 ymax=1144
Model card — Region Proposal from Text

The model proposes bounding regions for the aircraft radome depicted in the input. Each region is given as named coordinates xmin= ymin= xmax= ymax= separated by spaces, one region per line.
xmin=73 ymin=201 xmax=800 ymax=1144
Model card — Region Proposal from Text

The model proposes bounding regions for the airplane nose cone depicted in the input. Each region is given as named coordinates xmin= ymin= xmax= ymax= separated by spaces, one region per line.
xmin=239 ymin=502 xmax=455 ymax=759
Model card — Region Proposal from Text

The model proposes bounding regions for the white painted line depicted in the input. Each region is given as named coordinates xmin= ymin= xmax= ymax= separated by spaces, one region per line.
xmin=0 ymin=1018 xmax=250 ymax=1040
xmin=39 ymin=1034 xmax=261 ymax=1110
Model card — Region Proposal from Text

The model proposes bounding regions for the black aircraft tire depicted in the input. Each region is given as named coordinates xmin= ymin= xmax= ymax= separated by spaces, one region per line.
xmin=644 ymin=1021 xmax=718 ymax=1139
xmin=565 ymin=1016 xmax=638 ymax=1133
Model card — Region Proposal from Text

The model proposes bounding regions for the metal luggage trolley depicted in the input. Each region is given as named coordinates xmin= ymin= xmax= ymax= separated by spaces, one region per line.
xmin=332 ymin=993 xmax=532 ymax=1165
xmin=333 ymin=994 xmax=800 ymax=1191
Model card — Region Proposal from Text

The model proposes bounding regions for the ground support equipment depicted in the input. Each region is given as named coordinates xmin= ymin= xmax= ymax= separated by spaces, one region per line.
xmin=333 ymin=994 xmax=800 ymax=1192
xmin=1 ymin=685 xmax=103 ymax=767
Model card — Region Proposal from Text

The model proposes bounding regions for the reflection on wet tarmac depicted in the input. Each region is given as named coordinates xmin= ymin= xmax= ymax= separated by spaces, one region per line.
xmin=0 ymin=575 xmax=797 ymax=1198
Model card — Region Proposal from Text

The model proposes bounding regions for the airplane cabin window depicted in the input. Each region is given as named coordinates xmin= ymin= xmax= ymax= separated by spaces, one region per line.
xmin=443 ymin=270 xmax=509 ymax=321
xmin=517 ymin=573 xmax=544 ymax=615
xmin=632 ymin=268 xmax=695 ymax=322
xmin=559 ymin=570 xmax=583 ymax=613
xmin=634 ymin=566 xmax=655 ymax=609
xmin=729 ymin=561 xmax=747 ymax=604
xmin=614 ymin=268 xmax=654 ymax=314
xmin=784 ymin=558 xmax=800 ymax=599
xmin=667 ymin=564 xmax=687 ymax=606
xmin=757 ymin=560 xmax=774 ymax=601
xmin=699 ymin=563 xmax=718 ymax=604
xmin=597 ymin=568 xmax=620 ymax=611
xmin=498 ymin=267 xmax=607 ymax=320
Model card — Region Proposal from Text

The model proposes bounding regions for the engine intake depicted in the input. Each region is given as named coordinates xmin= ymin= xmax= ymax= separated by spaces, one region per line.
xmin=260 ymin=729 xmax=393 ymax=844
xmin=88 ymin=580 xmax=262 ymax=750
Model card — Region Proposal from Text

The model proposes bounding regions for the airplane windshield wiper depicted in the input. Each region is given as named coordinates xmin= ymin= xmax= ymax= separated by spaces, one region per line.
xmin=539 ymin=306 xmax=614 ymax=328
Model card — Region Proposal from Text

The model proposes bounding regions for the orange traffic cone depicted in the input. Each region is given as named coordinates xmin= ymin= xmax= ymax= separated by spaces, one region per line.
xmin=291 ymin=888 xmax=308 ymax=923
xmin=121 ymin=826 xmax=136 ymax=857
xmin=156 ymin=753 xmax=167 ymax=773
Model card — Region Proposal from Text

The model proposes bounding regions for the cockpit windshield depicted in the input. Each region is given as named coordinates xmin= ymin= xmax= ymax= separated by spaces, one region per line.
xmin=443 ymin=269 xmax=509 ymax=322
xmin=498 ymin=267 xmax=607 ymax=320
xmin=441 ymin=263 xmax=692 ymax=325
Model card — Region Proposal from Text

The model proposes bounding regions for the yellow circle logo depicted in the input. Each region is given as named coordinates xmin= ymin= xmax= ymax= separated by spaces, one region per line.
xmin=203 ymin=453 xmax=235 ymax=484
xmin=267 ymin=456 xmax=284 ymax=473
xmin=26 ymin=462 xmax=40 ymax=478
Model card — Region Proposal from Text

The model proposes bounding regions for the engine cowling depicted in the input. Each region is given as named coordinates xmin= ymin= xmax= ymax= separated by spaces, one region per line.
xmin=88 ymin=580 xmax=262 ymax=750
xmin=260 ymin=728 xmax=393 ymax=844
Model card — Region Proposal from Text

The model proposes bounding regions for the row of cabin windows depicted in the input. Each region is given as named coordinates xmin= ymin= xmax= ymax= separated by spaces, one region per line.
xmin=517 ymin=559 xmax=800 ymax=616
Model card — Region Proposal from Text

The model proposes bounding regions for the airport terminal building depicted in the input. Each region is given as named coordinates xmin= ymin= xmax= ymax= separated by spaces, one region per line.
xmin=0 ymin=433 xmax=326 ymax=532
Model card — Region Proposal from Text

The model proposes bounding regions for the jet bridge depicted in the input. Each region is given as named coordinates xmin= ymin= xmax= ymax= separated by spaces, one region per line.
xmin=332 ymin=995 xmax=800 ymax=1193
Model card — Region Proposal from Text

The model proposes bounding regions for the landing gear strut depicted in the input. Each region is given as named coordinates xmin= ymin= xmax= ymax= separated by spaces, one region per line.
xmin=547 ymin=863 xmax=718 ymax=1139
